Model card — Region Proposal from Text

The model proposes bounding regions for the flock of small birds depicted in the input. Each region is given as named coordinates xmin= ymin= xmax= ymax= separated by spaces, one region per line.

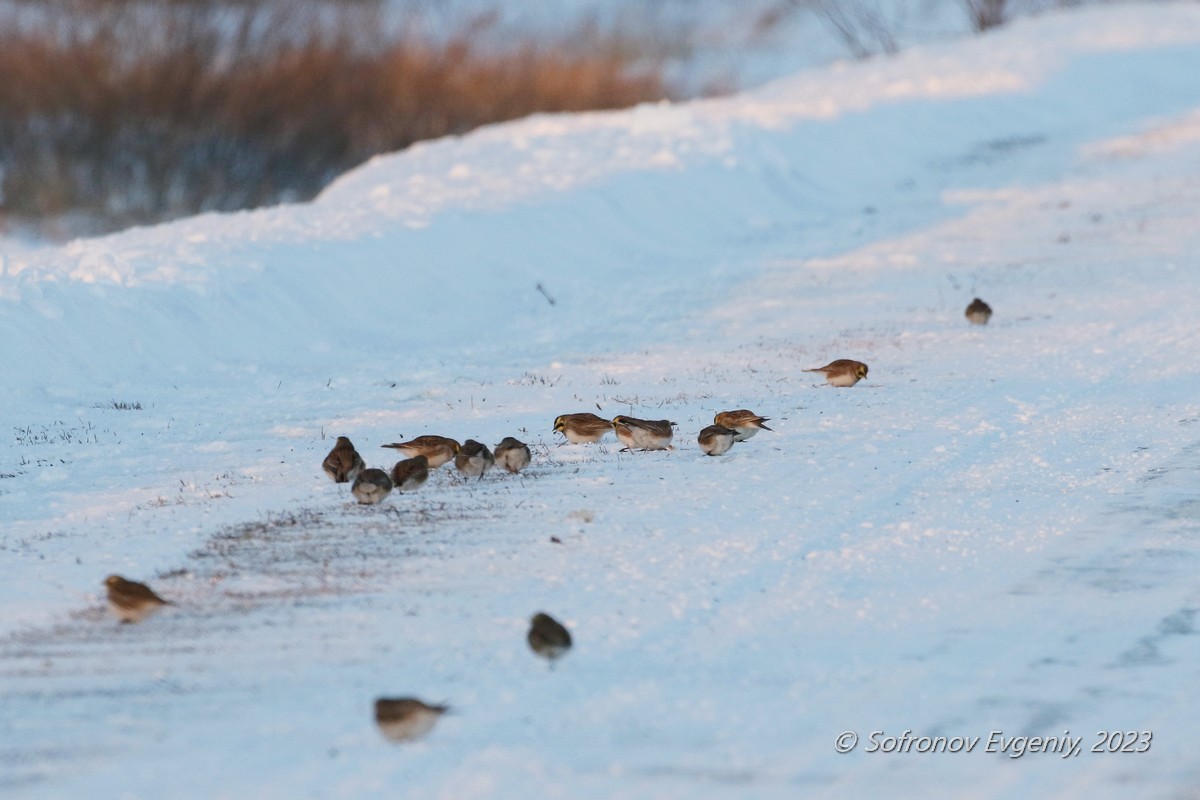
xmin=100 ymin=296 xmax=993 ymax=742
xmin=319 ymin=433 xmax=535 ymax=506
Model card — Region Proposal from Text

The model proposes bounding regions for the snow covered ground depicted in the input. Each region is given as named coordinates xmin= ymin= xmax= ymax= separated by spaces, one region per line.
xmin=3 ymin=4 xmax=1200 ymax=797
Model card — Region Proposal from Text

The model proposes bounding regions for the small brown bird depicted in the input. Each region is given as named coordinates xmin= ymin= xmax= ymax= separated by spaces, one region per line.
xmin=804 ymin=359 xmax=869 ymax=387
xmin=322 ymin=436 xmax=365 ymax=483
xmin=965 ymin=297 xmax=993 ymax=325
xmin=455 ymin=439 xmax=494 ymax=479
xmin=351 ymin=468 xmax=393 ymax=505
xmin=494 ymin=437 xmax=532 ymax=474
xmin=612 ymin=415 xmax=675 ymax=451
xmin=390 ymin=455 xmax=429 ymax=493
xmin=104 ymin=574 xmax=173 ymax=624
xmin=381 ymin=435 xmax=460 ymax=469
xmin=714 ymin=410 xmax=772 ymax=442
xmin=527 ymin=612 xmax=572 ymax=663
xmin=698 ymin=424 xmax=738 ymax=456
xmin=553 ymin=413 xmax=613 ymax=444
xmin=373 ymin=698 xmax=449 ymax=743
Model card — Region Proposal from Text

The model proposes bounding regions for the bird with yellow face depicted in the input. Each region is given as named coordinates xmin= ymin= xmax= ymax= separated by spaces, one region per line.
xmin=553 ymin=413 xmax=613 ymax=444
xmin=804 ymin=359 xmax=868 ymax=387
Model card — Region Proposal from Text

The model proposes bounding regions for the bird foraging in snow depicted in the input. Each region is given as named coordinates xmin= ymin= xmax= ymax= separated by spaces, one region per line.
xmin=698 ymin=424 xmax=738 ymax=456
xmin=351 ymin=468 xmax=392 ymax=504
xmin=494 ymin=437 xmax=532 ymax=474
xmin=804 ymin=359 xmax=868 ymax=387
xmin=553 ymin=413 xmax=612 ymax=444
xmin=455 ymin=439 xmax=494 ymax=479
xmin=322 ymin=436 xmax=365 ymax=483
xmin=965 ymin=297 xmax=993 ymax=325
xmin=373 ymin=698 xmax=449 ymax=743
xmin=527 ymin=612 xmax=572 ymax=663
xmin=612 ymin=415 xmax=675 ymax=451
xmin=390 ymin=455 xmax=429 ymax=493
xmin=713 ymin=410 xmax=772 ymax=441
xmin=381 ymin=435 xmax=460 ymax=469
xmin=104 ymin=574 xmax=173 ymax=624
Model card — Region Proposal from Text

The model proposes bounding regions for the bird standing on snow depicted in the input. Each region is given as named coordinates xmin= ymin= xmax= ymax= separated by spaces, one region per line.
xmin=322 ymin=436 xmax=365 ymax=483
xmin=455 ymin=439 xmax=494 ymax=479
xmin=527 ymin=612 xmax=573 ymax=664
xmin=373 ymin=698 xmax=449 ymax=743
xmin=390 ymin=455 xmax=430 ymax=493
xmin=104 ymin=574 xmax=173 ymax=624
xmin=553 ymin=413 xmax=613 ymax=444
xmin=494 ymin=437 xmax=532 ymax=474
xmin=713 ymin=409 xmax=772 ymax=441
xmin=612 ymin=415 xmax=675 ymax=451
xmin=965 ymin=297 xmax=993 ymax=325
xmin=804 ymin=359 xmax=869 ymax=387
xmin=381 ymin=435 xmax=460 ymax=469
xmin=698 ymin=424 xmax=738 ymax=456
xmin=351 ymin=468 xmax=393 ymax=504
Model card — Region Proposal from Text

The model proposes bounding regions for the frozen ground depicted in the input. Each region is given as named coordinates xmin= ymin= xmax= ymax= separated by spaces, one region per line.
xmin=2 ymin=4 xmax=1200 ymax=798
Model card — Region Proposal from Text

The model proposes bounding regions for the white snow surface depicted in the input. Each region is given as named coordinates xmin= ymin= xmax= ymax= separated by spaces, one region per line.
xmin=3 ymin=5 xmax=1200 ymax=797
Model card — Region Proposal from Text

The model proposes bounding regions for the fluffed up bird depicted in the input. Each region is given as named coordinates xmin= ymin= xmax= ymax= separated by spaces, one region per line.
xmin=390 ymin=455 xmax=430 ymax=493
xmin=104 ymin=574 xmax=173 ymax=624
xmin=455 ymin=439 xmax=494 ymax=479
xmin=698 ymin=424 xmax=738 ymax=456
xmin=965 ymin=297 xmax=993 ymax=325
xmin=494 ymin=437 xmax=532 ymax=474
xmin=804 ymin=359 xmax=869 ymax=387
xmin=381 ymin=435 xmax=460 ymax=469
xmin=527 ymin=612 xmax=572 ymax=664
xmin=553 ymin=413 xmax=613 ymax=444
xmin=373 ymin=697 xmax=449 ymax=743
xmin=323 ymin=436 xmax=365 ymax=483
xmin=352 ymin=468 xmax=393 ymax=505
xmin=612 ymin=415 xmax=675 ymax=451
xmin=714 ymin=409 xmax=772 ymax=442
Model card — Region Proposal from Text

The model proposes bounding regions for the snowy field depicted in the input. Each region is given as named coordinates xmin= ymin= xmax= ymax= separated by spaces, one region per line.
xmin=3 ymin=4 xmax=1200 ymax=797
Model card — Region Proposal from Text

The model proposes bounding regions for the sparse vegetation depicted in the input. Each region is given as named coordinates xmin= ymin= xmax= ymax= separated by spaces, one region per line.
xmin=0 ymin=0 xmax=671 ymax=237
xmin=795 ymin=0 xmax=1130 ymax=59
xmin=13 ymin=420 xmax=99 ymax=445
xmin=0 ymin=0 xmax=1155 ymax=238
xmin=94 ymin=400 xmax=143 ymax=410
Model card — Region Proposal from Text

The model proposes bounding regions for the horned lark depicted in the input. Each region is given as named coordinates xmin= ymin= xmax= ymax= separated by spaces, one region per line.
xmin=713 ymin=410 xmax=772 ymax=442
xmin=698 ymin=424 xmax=738 ymax=456
xmin=804 ymin=359 xmax=868 ymax=387
xmin=965 ymin=297 xmax=993 ymax=325
xmin=352 ymin=468 xmax=393 ymax=505
xmin=390 ymin=455 xmax=429 ymax=493
xmin=323 ymin=436 xmax=365 ymax=483
xmin=553 ymin=413 xmax=613 ymax=444
xmin=455 ymin=439 xmax=494 ymax=479
xmin=494 ymin=437 xmax=532 ymax=474
xmin=373 ymin=697 xmax=449 ymax=743
xmin=612 ymin=415 xmax=675 ymax=451
xmin=381 ymin=435 xmax=460 ymax=469
xmin=104 ymin=574 xmax=172 ymax=624
xmin=527 ymin=612 xmax=572 ymax=663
